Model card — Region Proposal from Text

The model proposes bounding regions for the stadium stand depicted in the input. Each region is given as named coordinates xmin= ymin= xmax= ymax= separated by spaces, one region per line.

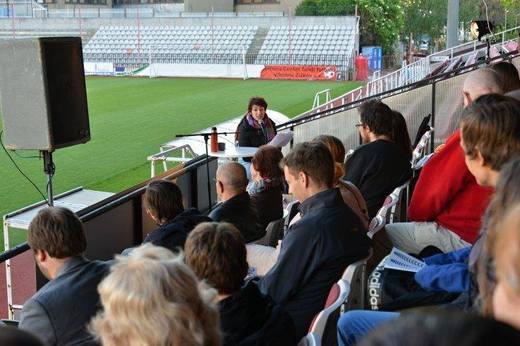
xmin=83 ymin=25 xmax=258 ymax=66
xmin=255 ymin=25 xmax=355 ymax=68
xmin=1 ymin=15 xmax=520 ymax=346
xmin=304 ymin=25 xmax=520 ymax=118
xmin=82 ymin=24 xmax=357 ymax=70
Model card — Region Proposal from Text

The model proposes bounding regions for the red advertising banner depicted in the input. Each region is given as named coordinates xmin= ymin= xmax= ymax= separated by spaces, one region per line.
xmin=260 ymin=65 xmax=337 ymax=80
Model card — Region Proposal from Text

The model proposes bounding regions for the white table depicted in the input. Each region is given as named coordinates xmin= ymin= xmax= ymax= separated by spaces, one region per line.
xmin=207 ymin=146 xmax=257 ymax=159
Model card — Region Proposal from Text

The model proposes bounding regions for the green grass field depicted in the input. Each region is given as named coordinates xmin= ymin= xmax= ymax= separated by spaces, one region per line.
xmin=0 ymin=77 xmax=362 ymax=250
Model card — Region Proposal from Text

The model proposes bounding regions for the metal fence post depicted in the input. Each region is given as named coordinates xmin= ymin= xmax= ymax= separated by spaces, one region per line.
xmin=430 ymin=82 xmax=436 ymax=152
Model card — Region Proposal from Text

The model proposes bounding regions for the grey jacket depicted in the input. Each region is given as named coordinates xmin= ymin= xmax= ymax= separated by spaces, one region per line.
xmin=19 ymin=256 xmax=110 ymax=346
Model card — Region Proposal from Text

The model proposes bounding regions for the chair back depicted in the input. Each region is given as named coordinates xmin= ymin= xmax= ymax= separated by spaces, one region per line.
xmin=344 ymin=149 xmax=354 ymax=164
xmin=367 ymin=181 xmax=409 ymax=238
xmin=341 ymin=248 xmax=372 ymax=310
xmin=302 ymin=279 xmax=350 ymax=346
xmin=411 ymin=128 xmax=434 ymax=169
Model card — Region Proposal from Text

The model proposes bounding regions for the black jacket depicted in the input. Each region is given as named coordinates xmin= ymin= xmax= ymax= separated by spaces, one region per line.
xmin=209 ymin=192 xmax=264 ymax=243
xmin=219 ymin=280 xmax=297 ymax=346
xmin=251 ymin=185 xmax=284 ymax=231
xmin=344 ymin=139 xmax=412 ymax=219
xmin=143 ymin=208 xmax=211 ymax=251
xmin=236 ymin=116 xmax=277 ymax=162
xmin=258 ymin=188 xmax=372 ymax=339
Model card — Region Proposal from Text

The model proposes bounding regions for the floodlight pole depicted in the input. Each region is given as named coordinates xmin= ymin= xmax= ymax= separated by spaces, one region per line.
xmin=447 ymin=0 xmax=459 ymax=48
xmin=42 ymin=150 xmax=55 ymax=206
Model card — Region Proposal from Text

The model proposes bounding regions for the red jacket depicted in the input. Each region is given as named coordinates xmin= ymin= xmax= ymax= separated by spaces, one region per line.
xmin=408 ymin=130 xmax=493 ymax=244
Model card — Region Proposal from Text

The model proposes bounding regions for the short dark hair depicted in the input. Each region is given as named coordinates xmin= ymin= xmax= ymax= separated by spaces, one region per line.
xmin=251 ymin=145 xmax=284 ymax=179
xmin=184 ymin=222 xmax=248 ymax=295
xmin=144 ymin=180 xmax=184 ymax=223
xmin=359 ymin=100 xmax=394 ymax=137
xmin=28 ymin=207 xmax=86 ymax=258
xmin=461 ymin=94 xmax=520 ymax=171
xmin=282 ymin=142 xmax=334 ymax=187
xmin=490 ymin=61 xmax=520 ymax=93
xmin=247 ymin=97 xmax=268 ymax=112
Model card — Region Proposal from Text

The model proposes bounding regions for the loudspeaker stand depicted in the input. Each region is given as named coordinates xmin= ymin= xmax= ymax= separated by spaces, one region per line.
xmin=42 ymin=150 xmax=55 ymax=206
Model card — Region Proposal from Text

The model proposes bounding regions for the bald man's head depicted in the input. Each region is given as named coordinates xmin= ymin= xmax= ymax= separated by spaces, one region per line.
xmin=216 ymin=162 xmax=248 ymax=199
xmin=463 ymin=68 xmax=503 ymax=107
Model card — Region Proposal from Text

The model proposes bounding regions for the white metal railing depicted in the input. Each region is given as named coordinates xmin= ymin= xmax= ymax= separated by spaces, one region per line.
xmin=0 ymin=6 xmax=285 ymax=19
xmin=301 ymin=25 xmax=520 ymax=118
xmin=147 ymin=144 xmax=198 ymax=177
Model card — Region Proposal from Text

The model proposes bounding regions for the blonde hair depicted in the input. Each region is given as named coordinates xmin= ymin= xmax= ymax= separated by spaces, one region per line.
xmin=90 ymin=244 xmax=221 ymax=346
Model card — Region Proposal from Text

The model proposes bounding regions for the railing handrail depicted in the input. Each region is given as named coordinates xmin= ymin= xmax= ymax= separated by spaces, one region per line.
xmin=429 ymin=25 xmax=520 ymax=58
xmin=298 ymin=30 xmax=520 ymax=119
xmin=0 ymin=154 xmax=216 ymax=264
xmin=276 ymin=49 xmax=520 ymax=132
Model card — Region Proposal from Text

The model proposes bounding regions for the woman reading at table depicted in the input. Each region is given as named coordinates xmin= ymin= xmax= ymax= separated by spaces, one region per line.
xmin=235 ymin=97 xmax=277 ymax=160
xmin=235 ymin=97 xmax=277 ymax=179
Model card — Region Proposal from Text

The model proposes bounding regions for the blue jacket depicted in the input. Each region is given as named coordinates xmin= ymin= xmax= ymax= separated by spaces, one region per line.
xmin=414 ymin=246 xmax=471 ymax=293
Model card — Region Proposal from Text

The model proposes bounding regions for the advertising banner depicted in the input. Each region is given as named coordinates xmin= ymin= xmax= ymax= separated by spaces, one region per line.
xmin=260 ymin=65 xmax=337 ymax=80
xmin=361 ymin=46 xmax=383 ymax=71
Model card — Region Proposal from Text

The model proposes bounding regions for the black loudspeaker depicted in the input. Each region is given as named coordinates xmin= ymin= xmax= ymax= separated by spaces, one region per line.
xmin=0 ymin=37 xmax=90 ymax=151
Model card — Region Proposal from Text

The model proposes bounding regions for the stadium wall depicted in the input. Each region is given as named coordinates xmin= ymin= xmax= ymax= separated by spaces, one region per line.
xmin=134 ymin=63 xmax=265 ymax=78
xmin=235 ymin=0 xmax=300 ymax=15
xmin=0 ymin=15 xmax=357 ymax=32
xmin=184 ymin=0 xmax=233 ymax=13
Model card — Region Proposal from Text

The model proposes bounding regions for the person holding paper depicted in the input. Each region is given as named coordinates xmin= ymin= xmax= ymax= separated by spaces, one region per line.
xmin=337 ymin=94 xmax=520 ymax=346
xmin=236 ymin=97 xmax=277 ymax=158
xmin=235 ymin=97 xmax=277 ymax=180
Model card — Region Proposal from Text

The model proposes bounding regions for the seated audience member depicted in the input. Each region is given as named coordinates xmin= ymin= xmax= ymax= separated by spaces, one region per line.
xmin=19 ymin=207 xmax=110 ymax=346
xmin=142 ymin=180 xmax=211 ymax=251
xmin=357 ymin=310 xmax=520 ymax=346
xmin=337 ymin=94 xmax=520 ymax=346
xmin=312 ymin=135 xmax=369 ymax=229
xmin=492 ymin=203 xmax=520 ymax=331
xmin=90 ymin=244 xmax=220 ymax=346
xmin=185 ymin=222 xmax=296 ymax=346
xmin=0 ymin=326 xmax=45 ymax=346
xmin=209 ymin=162 xmax=264 ymax=242
xmin=490 ymin=61 xmax=520 ymax=93
xmin=248 ymin=145 xmax=285 ymax=231
xmin=259 ymin=142 xmax=371 ymax=339
xmin=385 ymin=68 xmax=502 ymax=254
xmin=344 ymin=100 xmax=412 ymax=218
xmin=476 ymin=158 xmax=520 ymax=315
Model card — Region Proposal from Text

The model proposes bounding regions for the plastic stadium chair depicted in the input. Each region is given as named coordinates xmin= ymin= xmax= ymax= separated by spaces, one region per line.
xmin=299 ymin=279 xmax=350 ymax=346
xmin=341 ymin=248 xmax=373 ymax=311
xmin=367 ymin=181 xmax=410 ymax=239
xmin=411 ymin=128 xmax=433 ymax=170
